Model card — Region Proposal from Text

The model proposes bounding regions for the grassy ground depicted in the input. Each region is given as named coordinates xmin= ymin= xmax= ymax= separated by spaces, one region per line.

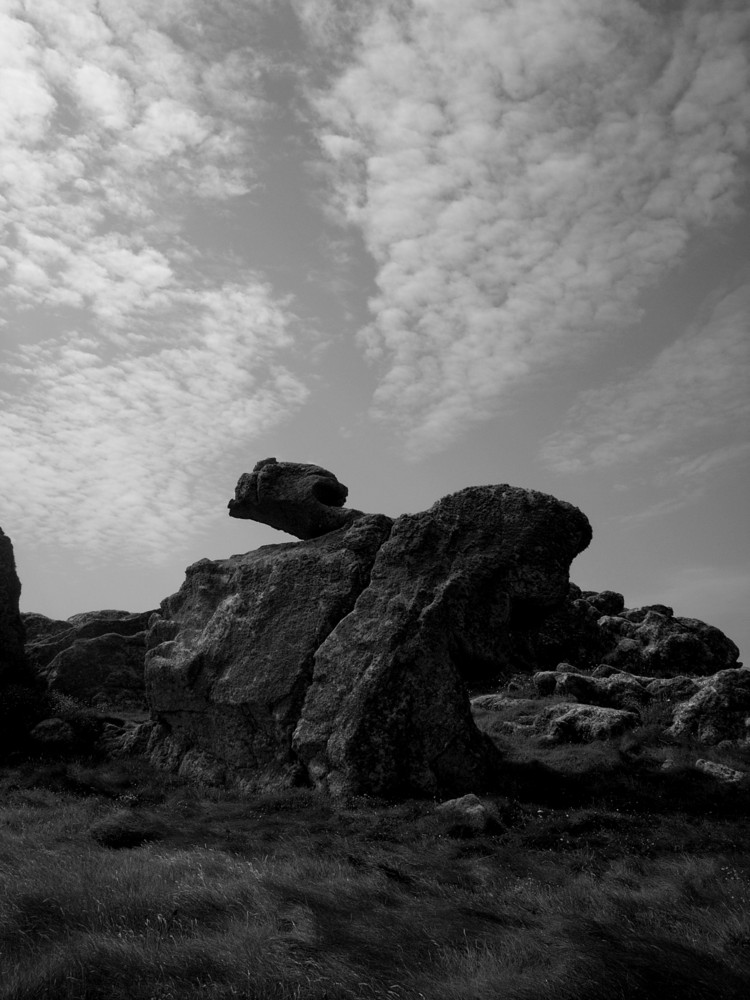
xmin=2 ymin=687 xmax=750 ymax=1000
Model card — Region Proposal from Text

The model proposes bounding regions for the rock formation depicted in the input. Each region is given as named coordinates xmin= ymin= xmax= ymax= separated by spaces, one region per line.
xmin=528 ymin=585 xmax=739 ymax=677
xmin=228 ymin=457 xmax=363 ymax=539
xmin=1 ymin=527 xmax=45 ymax=755
xmin=144 ymin=460 xmax=592 ymax=797
xmin=0 ymin=527 xmax=30 ymax=688
xmin=24 ymin=609 xmax=154 ymax=706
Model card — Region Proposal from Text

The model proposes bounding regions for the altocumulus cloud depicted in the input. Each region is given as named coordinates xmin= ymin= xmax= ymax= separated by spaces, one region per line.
xmin=540 ymin=281 xmax=750 ymax=485
xmin=1 ymin=285 xmax=307 ymax=558
xmin=309 ymin=0 xmax=750 ymax=455
xmin=0 ymin=0 xmax=307 ymax=559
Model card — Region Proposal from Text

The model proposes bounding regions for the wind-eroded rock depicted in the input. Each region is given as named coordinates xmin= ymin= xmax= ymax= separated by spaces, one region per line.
xmin=596 ymin=610 xmax=739 ymax=677
xmin=146 ymin=514 xmax=393 ymax=791
xmin=145 ymin=467 xmax=592 ymax=798
xmin=667 ymin=668 xmax=750 ymax=746
xmin=227 ymin=457 xmax=363 ymax=539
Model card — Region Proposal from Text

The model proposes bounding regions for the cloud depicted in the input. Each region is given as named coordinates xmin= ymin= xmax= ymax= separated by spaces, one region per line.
xmin=0 ymin=282 xmax=307 ymax=561
xmin=0 ymin=0 xmax=268 ymax=326
xmin=541 ymin=281 xmax=750 ymax=480
xmin=307 ymin=0 xmax=750 ymax=455
xmin=0 ymin=0 xmax=309 ymax=560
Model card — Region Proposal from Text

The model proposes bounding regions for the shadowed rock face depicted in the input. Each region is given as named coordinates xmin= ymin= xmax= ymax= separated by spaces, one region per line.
xmin=0 ymin=527 xmax=31 ymax=687
xmin=146 ymin=467 xmax=593 ymax=798
xmin=228 ymin=457 xmax=364 ymax=540
xmin=23 ymin=609 xmax=155 ymax=706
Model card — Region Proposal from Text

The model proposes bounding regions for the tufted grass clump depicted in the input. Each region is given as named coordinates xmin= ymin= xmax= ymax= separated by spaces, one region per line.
xmin=1 ymin=751 xmax=749 ymax=1000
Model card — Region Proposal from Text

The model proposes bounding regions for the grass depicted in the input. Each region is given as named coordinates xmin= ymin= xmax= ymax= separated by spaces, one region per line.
xmin=1 ymin=755 xmax=749 ymax=999
xmin=1 ymin=680 xmax=750 ymax=999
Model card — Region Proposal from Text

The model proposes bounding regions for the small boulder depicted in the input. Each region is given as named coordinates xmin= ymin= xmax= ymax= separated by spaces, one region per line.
xmin=581 ymin=590 xmax=626 ymax=616
xmin=533 ymin=670 xmax=560 ymax=696
xmin=667 ymin=668 xmax=750 ymax=745
xmin=694 ymin=759 xmax=746 ymax=784
xmin=435 ymin=793 xmax=502 ymax=836
xmin=535 ymin=703 xmax=639 ymax=743
xmin=29 ymin=717 xmax=76 ymax=749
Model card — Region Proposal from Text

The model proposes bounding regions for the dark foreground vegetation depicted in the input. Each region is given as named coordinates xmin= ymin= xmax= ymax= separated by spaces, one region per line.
xmin=2 ymin=689 xmax=750 ymax=1000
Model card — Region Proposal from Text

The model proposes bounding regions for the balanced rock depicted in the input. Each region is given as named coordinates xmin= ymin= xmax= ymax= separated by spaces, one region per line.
xmin=227 ymin=457 xmax=363 ymax=539
xmin=145 ymin=462 xmax=592 ymax=797
xmin=146 ymin=513 xmax=393 ymax=791
xmin=534 ymin=703 xmax=639 ymax=743
xmin=533 ymin=670 xmax=650 ymax=713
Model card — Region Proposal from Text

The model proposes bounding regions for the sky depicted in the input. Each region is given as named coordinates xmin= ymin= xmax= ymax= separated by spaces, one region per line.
xmin=1 ymin=0 xmax=748 ymax=660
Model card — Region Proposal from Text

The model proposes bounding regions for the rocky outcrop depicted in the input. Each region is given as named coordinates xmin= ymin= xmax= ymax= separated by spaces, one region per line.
xmin=595 ymin=609 xmax=739 ymax=677
xmin=144 ymin=464 xmax=592 ymax=798
xmin=527 ymin=587 xmax=739 ymax=677
xmin=145 ymin=514 xmax=393 ymax=790
xmin=534 ymin=703 xmax=639 ymax=743
xmin=533 ymin=670 xmax=650 ymax=713
xmin=667 ymin=668 xmax=750 ymax=746
xmin=24 ymin=609 xmax=155 ymax=706
xmin=0 ymin=527 xmax=30 ymax=687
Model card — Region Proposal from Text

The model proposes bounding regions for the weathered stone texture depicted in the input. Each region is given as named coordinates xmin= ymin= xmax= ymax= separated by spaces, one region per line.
xmin=0 ymin=527 xmax=29 ymax=687
xmin=667 ymin=667 xmax=750 ymax=745
xmin=146 ymin=478 xmax=592 ymax=797
xmin=228 ymin=457 xmax=363 ymax=539
xmin=146 ymin=515 xmax=394 ymax=791
xmin=23 ymin=608 xmax=155 ymax=705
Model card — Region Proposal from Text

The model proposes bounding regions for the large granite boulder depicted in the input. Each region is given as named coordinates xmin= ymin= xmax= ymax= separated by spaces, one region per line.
xmin=524 ymin=584 xmax=608 ymax=670
xmin=228 ymin=456 xmax=363 ymax=539
xmin=24 ymin=608 xmax=155 ymax=706
xmin=0 ymin=527 xmax=30 ymax=687
xmin=1 ymin=527 xmax=47 ymax=755
xmin=293 ymin=485 xmax=591 ymax=797
xmin=144 ymin=462 xmax=592 ymax=798
xmin=532 ymin=669 xmax=650 ymax=714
